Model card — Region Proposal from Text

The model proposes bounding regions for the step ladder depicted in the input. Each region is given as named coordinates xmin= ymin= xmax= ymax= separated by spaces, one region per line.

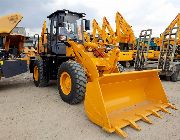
xmin=157 ymin=27 xmax=180 ymax=71
xmin=134 ymin=29 xmax=152 ymax=70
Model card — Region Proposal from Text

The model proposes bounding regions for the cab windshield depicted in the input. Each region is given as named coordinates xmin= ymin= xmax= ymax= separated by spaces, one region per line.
xmin=59 ymin=19 xmax=82 ymax=40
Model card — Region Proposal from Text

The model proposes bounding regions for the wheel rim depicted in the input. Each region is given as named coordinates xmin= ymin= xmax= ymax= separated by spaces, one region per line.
xmin=60 ymin=72 xmax=72 ymax=95
xmin=34 ymin=66 xmax=39 ymax=81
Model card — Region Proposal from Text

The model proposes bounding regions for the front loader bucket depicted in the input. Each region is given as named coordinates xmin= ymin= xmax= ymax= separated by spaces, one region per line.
xmin=84 ymin=69 xmax=176 ymax=138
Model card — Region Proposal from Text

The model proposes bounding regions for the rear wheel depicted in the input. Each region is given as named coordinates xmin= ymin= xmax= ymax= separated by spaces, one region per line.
xmin=33 ymin=59 xmax=49 ymax=87
xmin=57 ymin=61 xmax=87 ymax=104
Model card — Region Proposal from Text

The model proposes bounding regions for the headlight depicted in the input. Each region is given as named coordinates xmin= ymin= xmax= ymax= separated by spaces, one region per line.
xmin=58 ymin=35 xmax=67 ymax=41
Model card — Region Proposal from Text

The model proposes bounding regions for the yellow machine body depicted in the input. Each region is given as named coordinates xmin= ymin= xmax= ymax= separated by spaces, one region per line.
xmin=147 ymin=50 xmax=155 ymax=59
xmin=118 ymin=51 xmax=133 ymax=61
xmin=154 ymin=50 xmax=160 ymax=60
xmin=0 ymin=13 xmax=33 ymax=62
xmin=0 ymin=61 xmax=3 ymax=65
xmin=0 ymin=13 xmax=24 ymax=53
xmin=23 ymin=47 xmax=37 ymax=57
xmin=22 ymin=47 xmax=37 ymax=64
xmin=132 ymin=50 xmax=154 ymax=59
xmin=0 ymin=13 xmax=23 ymax=35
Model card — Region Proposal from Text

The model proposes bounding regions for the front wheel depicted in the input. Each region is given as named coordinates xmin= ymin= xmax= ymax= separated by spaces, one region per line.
xmin=57 ymin=61 xmax=87 ymax=104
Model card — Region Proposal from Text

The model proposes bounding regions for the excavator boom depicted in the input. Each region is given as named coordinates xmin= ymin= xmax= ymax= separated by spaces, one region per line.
xmin=116 ymin=12 xmax=136 ymax=44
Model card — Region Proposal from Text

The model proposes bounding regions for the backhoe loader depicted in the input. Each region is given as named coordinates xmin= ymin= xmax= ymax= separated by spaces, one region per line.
xmin=0 ymin=13 xmax=28 ymax=79
xmin=114 ymin=12 xmax=154 ymax=61
xmin=103 ymin=14 xmax=134 ymax=67
xmin=30 ymin=9 xmax=176 ymax=138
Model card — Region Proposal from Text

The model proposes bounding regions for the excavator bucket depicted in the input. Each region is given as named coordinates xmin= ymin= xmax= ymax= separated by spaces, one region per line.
xmin=84 ymin=69 xmax=176 ymax=138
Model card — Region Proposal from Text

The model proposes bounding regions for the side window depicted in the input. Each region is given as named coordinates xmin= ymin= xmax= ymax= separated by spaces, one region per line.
xmin=53 ymin=20 xmax=57 ymax=35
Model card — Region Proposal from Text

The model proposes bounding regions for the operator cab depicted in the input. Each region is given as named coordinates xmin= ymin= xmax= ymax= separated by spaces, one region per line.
xmin=47 ymin=9 xmax=90 ymax=55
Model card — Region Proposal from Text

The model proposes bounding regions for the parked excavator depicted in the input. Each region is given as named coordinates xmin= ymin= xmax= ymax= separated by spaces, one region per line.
xmin=88 ymin=11 xmax=156 ymax=67
xmin=103 ymin=13 xmax=134 ymax=67
xmin=29 ymin=9 xmax=176 ymax=138
xmin=0 ymin=13 xmax=28 ymax=79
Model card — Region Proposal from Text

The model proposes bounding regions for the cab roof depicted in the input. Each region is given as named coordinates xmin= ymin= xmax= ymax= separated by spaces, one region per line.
xmin=47 ymin=9 xmax=86 ymax=19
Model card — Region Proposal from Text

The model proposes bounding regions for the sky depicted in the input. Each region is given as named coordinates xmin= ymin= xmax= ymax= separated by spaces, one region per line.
xmin=0 ymin=0 xmax=179 ymax=37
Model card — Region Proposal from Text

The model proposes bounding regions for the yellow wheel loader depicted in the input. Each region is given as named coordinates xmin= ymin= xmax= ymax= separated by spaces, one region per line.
xmin=29 ymin=9 xmax=177 ymax=138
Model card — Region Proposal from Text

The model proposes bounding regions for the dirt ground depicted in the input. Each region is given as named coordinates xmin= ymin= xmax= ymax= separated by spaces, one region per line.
xmin=0 ymin=72 xmax=180 ymax=140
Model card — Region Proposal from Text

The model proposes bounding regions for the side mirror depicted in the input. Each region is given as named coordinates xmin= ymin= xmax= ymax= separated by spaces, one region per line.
xmin=85 ymin=20 xmax=90 ymax=31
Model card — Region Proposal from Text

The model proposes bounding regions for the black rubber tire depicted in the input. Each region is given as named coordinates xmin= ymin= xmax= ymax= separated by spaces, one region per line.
xmin=33 ymin=59 xmax=49 ymax=87
xmin=117 ymin=62 xmax=125 ymax=72
xmin=57 ymin=61 xmax=87 ymax=104
xmin=171 ymin=71 xmax=179 ymax=82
